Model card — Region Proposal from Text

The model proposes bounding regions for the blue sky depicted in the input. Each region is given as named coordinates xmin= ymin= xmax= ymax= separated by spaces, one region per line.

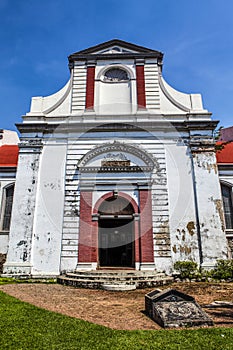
xmin=0 ymin=0 xmax=233 ymax=131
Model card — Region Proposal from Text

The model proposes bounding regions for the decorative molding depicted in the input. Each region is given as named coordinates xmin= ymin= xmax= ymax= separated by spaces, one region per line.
xmin=86 ymin=60 xmax=96 ymax=67
xmin=189 ymin=137 xmax=215 ymax=152
xmin=135 ymin=58 xmax=145 ymax=65
xmin=78 ymin=141 xmax=157 ymax=169
xmin=103 ymin=68 xmax=129 ymax=82
xmin=79 ymin=165 xmax=154 ymax=173
xmin=16 ymin=120 xmax=217 ymax=134
xmin=104 ymin=152 xmax=128 ymax=161
xmin=96 ymin=64 xmax=135 ymax=81
xmin=18 ymin=139 xmax=43 ymax=153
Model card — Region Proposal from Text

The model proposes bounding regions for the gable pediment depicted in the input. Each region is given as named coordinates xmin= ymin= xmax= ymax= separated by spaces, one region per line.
xmin=69 ymin=39 xmax=163 ymax=62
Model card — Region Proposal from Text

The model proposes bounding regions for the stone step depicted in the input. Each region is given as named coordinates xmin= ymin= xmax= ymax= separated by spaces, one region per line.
xmin=57 ymin=271 xmax=173 ymax=290
xmin=73 ymin=270 xmax=167 ymax=277
xmin=65 ymin=272 xmax=168 ymax=282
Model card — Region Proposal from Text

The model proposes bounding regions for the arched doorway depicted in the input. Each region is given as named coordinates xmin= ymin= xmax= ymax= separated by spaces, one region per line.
xmin=98 ymin=196 xmax=135 ymax=267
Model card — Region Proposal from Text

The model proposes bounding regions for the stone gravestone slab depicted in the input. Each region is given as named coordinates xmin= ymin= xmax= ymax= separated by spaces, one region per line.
xmin=145 ymin=288 xmax=214 ymax=328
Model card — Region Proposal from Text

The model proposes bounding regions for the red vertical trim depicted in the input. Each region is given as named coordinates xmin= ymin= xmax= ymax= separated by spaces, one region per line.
xmin=78 ymin=191 xmax=97 ymax=263
xmin=139 ymin=190 xmax=154 ymax=263
xmin=136 ymin=65 xmax=146 ymax=109
xmin=91 ymin=220 xmax=98 ymax=262
xmin=85 ymin=66 xmax=95 ymax=109
xmin=134 ymin=219 xmax=140 ymax=264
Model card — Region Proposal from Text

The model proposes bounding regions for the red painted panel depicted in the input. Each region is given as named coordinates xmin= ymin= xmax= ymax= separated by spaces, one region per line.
xmin=136 ymin=65 xmax=146 ymax=109
xmin=85 ymin=66 xmax=95 ymax=109
xmin=78 ymin=191 xmax=97 ymax=262
xmin=139 ymin=190 xmax=154 ymax=263
xmin=134 ymin=219 xmax=140 ymax=263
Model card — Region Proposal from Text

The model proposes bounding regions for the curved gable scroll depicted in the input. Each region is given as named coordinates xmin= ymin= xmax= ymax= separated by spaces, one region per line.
xmin=78 ymin=142 xmax=157 ymax=170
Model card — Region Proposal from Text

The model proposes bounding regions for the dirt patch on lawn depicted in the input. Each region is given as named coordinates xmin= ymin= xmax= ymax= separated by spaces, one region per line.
xmin=0 ymin=282 xmax=232 ymax=330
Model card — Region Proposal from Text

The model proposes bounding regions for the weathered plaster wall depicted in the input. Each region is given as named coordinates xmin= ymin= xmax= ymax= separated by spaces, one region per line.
xmin=3 ymin=148 xmax=41 ymax=275
xmin=166 ymin=144 xmax=200 ymax=265
xmin=31 ymin=143 xmax=67 ymax=276
xmin=192 ymin=151 xmax=228 ymax=268
xmin=0 ymin=235 xmax=8 ymax=254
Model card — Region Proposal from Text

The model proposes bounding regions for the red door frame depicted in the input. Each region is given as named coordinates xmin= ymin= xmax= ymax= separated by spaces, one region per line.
xmin=78 ymin=190 xmax=154 ymax=268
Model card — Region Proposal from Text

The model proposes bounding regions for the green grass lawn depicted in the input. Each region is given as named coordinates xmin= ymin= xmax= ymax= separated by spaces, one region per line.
xmin=0 ymin=290 xmax=232 ymax=350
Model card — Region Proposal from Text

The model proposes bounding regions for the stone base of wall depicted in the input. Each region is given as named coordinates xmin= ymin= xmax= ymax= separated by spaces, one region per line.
xmin=0 ymin=254 xmax=6 ymax=273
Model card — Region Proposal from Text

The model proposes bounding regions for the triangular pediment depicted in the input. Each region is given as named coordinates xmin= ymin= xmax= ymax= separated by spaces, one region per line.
xmin=93 ymin=45 xmax=138 ymax=55
xmin=69 ymin=39 xmax=163 ymax=61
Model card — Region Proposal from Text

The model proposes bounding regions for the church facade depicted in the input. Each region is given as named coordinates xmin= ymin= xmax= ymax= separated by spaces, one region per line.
xmin=3 ymin=40 xmax=229 ymax=276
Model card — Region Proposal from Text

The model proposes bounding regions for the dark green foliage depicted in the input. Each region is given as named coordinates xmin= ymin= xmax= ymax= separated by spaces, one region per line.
xmin=0 ymin=290 xmax=232 ymax=350
xmin=211 ymin=260 xmax=233 ymax=280
xmin=174 ymin=261 xmax=198 ymax=279
xmin=174 ymin=259 xmax=233 ymax=282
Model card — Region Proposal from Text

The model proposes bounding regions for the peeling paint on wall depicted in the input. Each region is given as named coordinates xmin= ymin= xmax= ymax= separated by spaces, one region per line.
xmin=186 ymin=221 xmax=195 ymax=236
xmin=213 ymin=199 xmax=225 ymax=231
xmin=17 ymin=240 xmax=27 ymax=247
xmin=195 ymin=152 xmax=218 ymax=174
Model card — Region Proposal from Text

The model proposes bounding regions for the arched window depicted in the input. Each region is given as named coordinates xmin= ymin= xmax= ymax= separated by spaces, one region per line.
xmin=1 ymin=184 xmax=14 ymax=231
xmin=103 ymin=68 xmax=129 ymax=82
xmin=221 ymin=183 xmax=233 ymax=229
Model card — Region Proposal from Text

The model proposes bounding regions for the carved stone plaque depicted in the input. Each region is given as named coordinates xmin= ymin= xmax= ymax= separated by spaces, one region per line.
xmin=101 ymin=160 xmax=130 ymax=167
xmin=145 ymin=289 xmax=214 ymax=328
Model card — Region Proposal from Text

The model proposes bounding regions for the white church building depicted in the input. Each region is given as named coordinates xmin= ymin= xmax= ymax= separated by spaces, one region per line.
xmin=2 ymin=39 xmax=230 ymax=277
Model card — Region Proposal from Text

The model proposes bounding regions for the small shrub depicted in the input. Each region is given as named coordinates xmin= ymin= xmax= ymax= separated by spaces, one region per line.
xmin=211 ymin=259 xmax=233 ymax=280
xmin=0 ymin=277 xmax=17 ymax=285
xmin=174 ymin=261 xmax=198 ymax=279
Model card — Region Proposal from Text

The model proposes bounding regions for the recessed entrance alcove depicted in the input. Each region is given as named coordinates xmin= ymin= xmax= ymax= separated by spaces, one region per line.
xmin=98 ymin=196 xmax=135 ymax=268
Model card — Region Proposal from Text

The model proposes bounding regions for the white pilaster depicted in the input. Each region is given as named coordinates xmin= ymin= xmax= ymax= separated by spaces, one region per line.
xmin=3 ymin=141 xmax=42 ymax=275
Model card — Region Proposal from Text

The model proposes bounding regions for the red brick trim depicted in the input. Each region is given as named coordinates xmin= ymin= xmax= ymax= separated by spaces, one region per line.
xmin=136 ymin=65 xmax=146 ymax=109
xmin=85 ymin=66 xmax=95 ymax=109
xmin=139 ymin=190 xmax=154 ymax=262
